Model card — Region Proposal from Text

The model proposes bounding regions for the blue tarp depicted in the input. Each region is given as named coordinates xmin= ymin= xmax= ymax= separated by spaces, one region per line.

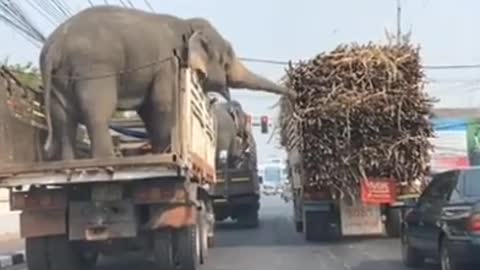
xmin=109 ymin=125 xmax=148 ymax=139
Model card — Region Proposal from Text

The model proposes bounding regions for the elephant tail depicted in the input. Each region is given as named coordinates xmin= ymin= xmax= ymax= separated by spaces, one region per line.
xmin=42 ymin=44 xmax=57 ymax=154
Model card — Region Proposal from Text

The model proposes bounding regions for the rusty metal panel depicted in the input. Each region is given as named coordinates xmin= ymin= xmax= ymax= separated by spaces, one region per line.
xmin=148 ymin=204 xmax=197 ymax=229
xmin=11 ymin=188 xmax=67 ymax=211
xmin=20 ymin=209 xmax=66 ymax=238
xmin=132 ymin=182 xmax=187 ymax=204
xmin=68 ymin=200 xmax=137 ymax=241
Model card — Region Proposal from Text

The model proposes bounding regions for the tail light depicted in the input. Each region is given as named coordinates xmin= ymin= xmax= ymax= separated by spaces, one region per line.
xmin=469 ymin=213 xmax=480 ymax=233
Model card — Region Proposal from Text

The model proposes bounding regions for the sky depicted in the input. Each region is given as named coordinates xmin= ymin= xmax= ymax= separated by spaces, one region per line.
xmin=1 ymin=0 xmax=480 ymax=162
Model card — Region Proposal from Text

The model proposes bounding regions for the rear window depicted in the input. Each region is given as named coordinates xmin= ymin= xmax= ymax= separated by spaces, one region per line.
xmin=463 ymin=169 xmax=480 ymax=197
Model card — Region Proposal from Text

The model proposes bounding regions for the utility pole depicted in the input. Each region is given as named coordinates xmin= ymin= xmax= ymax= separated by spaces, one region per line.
xmin=396 ymin=0 xmax=402 ymax=44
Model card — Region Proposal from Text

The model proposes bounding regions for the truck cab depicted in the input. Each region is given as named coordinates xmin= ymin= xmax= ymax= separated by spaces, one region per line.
xmin=210 ymin=133 xmax=260 ymax=227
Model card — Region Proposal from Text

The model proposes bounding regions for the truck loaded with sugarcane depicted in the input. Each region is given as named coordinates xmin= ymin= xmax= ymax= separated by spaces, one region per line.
xmin=278 ymin=43 xmax=434 ymax=241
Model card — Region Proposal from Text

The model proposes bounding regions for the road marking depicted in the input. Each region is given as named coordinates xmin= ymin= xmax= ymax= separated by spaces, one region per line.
xmin=343 ymin=262 xmax=352 ymax=269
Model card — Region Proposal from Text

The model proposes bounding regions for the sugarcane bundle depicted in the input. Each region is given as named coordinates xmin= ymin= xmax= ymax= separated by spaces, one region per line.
xmin=279 ymin=42 xmax=435 ymax=197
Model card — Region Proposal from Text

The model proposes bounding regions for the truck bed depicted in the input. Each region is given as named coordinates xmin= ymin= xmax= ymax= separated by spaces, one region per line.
xmin=0 ymin=66 xmax=216 ymax=187
xmin=0 ymin=153 xmax=188 ymax=187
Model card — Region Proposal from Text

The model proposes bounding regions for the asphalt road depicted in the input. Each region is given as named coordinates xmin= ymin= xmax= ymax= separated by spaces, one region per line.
xmin=6 ymin=195 xmax=439 ymax=270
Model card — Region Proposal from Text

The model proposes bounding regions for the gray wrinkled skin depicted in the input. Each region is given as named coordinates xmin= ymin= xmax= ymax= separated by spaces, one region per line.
xmin=213 ymin=101 xmax=252 ymax=168
xmin=40 ymin=5 xmax=289 ymax=160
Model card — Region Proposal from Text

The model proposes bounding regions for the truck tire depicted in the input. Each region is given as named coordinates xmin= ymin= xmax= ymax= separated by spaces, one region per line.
xmin=238 ymin=206 xmax=259 ymax=228
xmin=153 ymin=229 xmax=175 ymax=270
xmin=401 ymin=230 xmax=423 ymax=267
xmin=295 ymin=221 xmax=303 ymax=233
xmin=304 ymin=210 xmax=340 ymax=242
xmin=26 ymin=235 xmax=93 ymax=270
xmin=205 ymin=199 xmax=215 ymax=248
xmin=198 ymin=201 xmax=209 ymax=264
xmin=175 ymin=226 xmax=200 ymax=270
xmin=304 ymin=211 xmax=322 ymax=242
xmin=385 ymin=207 xmax=402 ymax=238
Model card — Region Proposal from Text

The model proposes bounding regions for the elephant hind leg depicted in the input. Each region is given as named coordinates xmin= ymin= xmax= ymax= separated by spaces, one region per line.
xmin=75 ymin=77 xmax=117 ymax=158
xmin=49 ymin=96 xmax=78 ymax=161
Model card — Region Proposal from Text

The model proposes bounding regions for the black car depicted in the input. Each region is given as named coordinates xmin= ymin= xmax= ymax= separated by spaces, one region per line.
xmin=401 ymin=167 xmax=480 ymax=270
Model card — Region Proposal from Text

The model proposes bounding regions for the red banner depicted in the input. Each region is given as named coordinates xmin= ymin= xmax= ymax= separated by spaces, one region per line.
xmin=361 ymin=178 xmax=397 ymax=205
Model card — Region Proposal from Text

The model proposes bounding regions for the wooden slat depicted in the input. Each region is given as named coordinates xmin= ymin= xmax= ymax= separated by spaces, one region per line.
xmin=189 ymin=152 xmax=215 ymax=183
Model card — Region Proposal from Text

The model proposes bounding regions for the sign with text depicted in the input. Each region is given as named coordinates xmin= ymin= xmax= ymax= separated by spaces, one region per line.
xmin=360 ymin=178 xmax=397 ymax=204
xmin=340 ymin=198 xmax=383 ymax=236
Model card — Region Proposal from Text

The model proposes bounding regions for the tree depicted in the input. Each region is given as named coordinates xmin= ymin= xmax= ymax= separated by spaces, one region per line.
xmin=2 ymin=58 xmax=42 ymax=90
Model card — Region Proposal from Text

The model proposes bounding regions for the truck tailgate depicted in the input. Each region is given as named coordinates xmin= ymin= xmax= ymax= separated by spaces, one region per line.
xmin=0 ymin=154 xmax=183 ymax=187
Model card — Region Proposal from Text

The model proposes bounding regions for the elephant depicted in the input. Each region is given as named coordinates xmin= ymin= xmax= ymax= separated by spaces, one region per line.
xmin=213 ymin=100 xmax=255 ymax=169
xmin=40 ymin=5 xmax=293 ymax=160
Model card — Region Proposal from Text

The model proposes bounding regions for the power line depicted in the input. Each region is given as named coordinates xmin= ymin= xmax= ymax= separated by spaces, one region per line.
xmin=144 ymin=0 xmax=154 ymax=12
xmin=118 ymin=0 xmax=128 ymax=7
xmin=239 ymin=57 xmax=480 ymax=71
xmin=126 ymin=0 xmax=135 ymax=8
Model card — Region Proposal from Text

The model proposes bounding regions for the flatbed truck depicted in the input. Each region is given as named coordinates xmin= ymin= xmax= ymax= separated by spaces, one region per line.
xmin=0 ymin=65 xmax=216 ymax=270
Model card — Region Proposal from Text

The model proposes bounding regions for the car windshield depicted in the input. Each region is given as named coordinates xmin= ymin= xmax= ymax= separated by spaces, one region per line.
xmin=464 ymin=169 xmax=480 ymax=197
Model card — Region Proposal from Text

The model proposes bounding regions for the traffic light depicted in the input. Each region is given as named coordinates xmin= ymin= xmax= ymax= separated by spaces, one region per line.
xmin=260 ymin=116 xmax=268 ymax=134
xmin=246 ymin=114 xmax=252 ymax=130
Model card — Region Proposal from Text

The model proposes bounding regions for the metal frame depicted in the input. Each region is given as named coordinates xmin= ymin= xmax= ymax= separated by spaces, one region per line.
xmin=0 ymin=67 xmax=216 ymax=187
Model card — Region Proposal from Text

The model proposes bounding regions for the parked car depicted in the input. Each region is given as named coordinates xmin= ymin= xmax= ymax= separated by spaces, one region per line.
xmin=401 ymin=167 xmax=480 ymax=270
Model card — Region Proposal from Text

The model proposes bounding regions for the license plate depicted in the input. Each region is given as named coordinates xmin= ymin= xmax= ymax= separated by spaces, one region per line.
xmin=92 ymin=184 xmax=123 ymax=201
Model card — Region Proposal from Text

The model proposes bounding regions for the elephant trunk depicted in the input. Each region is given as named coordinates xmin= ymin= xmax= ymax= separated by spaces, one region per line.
xmin=227 ymin=60 xmax=289 ymax=96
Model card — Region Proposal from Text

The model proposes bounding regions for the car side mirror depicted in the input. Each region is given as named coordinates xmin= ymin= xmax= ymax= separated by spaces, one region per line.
xmin=258 ymin=176 xmax=263 ymax=184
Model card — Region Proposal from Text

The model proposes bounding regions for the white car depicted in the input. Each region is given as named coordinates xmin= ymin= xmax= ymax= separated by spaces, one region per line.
xmin=261 ymin=182 xmax=279 ymax=195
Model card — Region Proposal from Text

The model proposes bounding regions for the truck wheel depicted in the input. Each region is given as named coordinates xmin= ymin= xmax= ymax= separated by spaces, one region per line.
xmin=198 ymin=201 xmax=209 ymax=264
xmin=174 ymin=226 xmax=200 ymax=270
xmin=26 ymin=235 xmax=92 ymax=270
xmin=385 ymin=208 xmax=402 ymax=237
xmin=304 ymin=211 xmax=339 ymax=242
xmin=205 ymin=199 xmax=215 ymax=248
xmin=304 ymin=211 xmax=322 ymax=242
xmin=238 ymin=207 xmax=259 ymax=228
xmin=153 ymin=229 xmax=175 ymax=270
xmin=295 ymin=221 xmax=303 ymax=233
xmin=401 ymin=231 xmax=423 ymax=268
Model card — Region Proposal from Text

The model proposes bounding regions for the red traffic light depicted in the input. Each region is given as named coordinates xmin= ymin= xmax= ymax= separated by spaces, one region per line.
xmin=260 ymin=116 xmax=268 ymax=133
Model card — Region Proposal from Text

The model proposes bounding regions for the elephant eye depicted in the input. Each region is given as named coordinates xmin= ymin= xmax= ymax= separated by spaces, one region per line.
xmin=195 ymin=70 xmax=207 ymax=84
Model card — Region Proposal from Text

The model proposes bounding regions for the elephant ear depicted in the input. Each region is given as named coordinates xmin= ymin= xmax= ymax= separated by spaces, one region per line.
xmin=187 ymin=31 xmax=208 ymax=78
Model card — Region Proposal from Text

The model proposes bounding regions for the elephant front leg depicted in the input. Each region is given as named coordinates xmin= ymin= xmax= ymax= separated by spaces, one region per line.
xmin=138 ymin=74 xmax=175 ymax=154
xmin=138 ymin=103 xmax=173 ymax=154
